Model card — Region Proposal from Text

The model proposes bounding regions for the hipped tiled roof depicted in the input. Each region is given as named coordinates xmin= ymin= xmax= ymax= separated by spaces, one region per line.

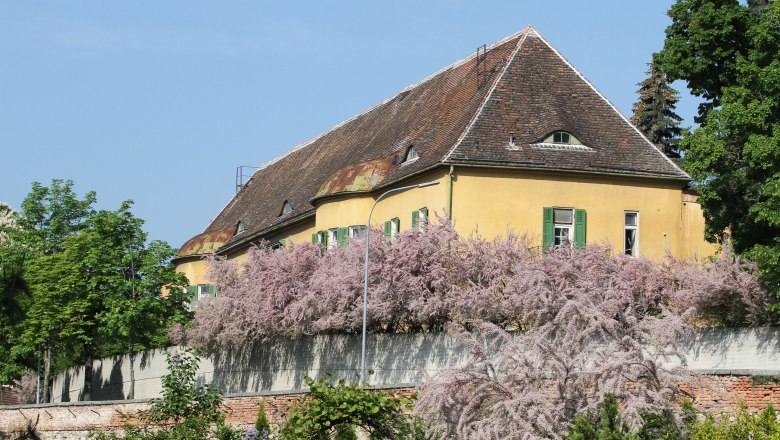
xmin=177 ymin=27 xmax=687 ymax=258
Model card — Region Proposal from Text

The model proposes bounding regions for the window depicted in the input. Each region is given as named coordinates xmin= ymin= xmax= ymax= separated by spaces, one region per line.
xmin=553 ymin=208 xmax=573 ymax=246
xmin=412 ymin=207 xmax=429 ymax=233
xmin=384 ymin=218 xmax=400 ymax=240
xmin=327 ymin=228 xmax=338 ymax=250
xmin=349 ymin=225 xmax=367 ymax=239
xmin=403 ymin=145 xmax=418 ymax=163
xmin=280 ymin=200 xmax=293 ymax=216
xmin=624 ymin=211 xmax=639 ymax=256
xmin=541 ymin=131 xmax=583 ymax=145
xmin=236 ymin=221 xmax=245 ymax=235
xmin=187 ymin=284 xmax=217 ymax=308
xmin=543 ymin=207 xmax=587 ymax=249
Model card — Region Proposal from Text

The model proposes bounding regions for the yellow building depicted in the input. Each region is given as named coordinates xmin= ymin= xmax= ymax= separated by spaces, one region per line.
xmin=173 ymin=27 xmax=716 ymax=296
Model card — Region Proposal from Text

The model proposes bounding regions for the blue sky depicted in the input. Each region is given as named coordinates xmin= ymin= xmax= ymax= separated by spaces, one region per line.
xmin=0 ymin=1 xmax=699 ymax=248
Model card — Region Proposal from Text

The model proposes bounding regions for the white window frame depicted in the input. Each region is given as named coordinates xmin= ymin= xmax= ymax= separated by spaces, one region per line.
xmin=418 ymin=208 xmax=428 ymax=234
xmin=349 ymin=225 xmax=367 ymax=239
xmin=327 ymin=228 xmax=338 ymax=250
xmin=624 ymin=211 xmax=639 ymax=257
xmin=553 ymin=208 xmax=574 ymax=247
xmin=197 ymin=284 xmax=211 ymax=302
xmin=391 ymin=218 xmax=400 ymax=240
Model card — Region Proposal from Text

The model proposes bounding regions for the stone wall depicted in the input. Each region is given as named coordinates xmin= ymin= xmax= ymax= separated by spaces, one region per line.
xmin=2 ymin=379 xmax=780 ymax=439
xmin=47 ymin=328 xmax=780 ymax=403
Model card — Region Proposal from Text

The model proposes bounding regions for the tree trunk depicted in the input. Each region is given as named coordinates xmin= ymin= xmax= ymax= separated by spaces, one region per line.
xmin=42 ymin=347 xmax=51 ymax=404
xmin=83 ymin=348 xmax=93 ymax=401
xmin=128 ymin=330 xmax=135 ymax=400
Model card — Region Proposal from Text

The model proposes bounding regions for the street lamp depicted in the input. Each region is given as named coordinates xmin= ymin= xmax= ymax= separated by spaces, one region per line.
xmin=360 ymin=181 xmax=440 ymax=384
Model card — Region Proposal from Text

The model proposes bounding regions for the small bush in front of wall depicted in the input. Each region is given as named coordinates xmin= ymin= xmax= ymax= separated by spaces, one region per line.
xmin=689 ymin=405 xmax=780 ymax=440
xmin=278 ymin=377 xmax=437 ymax=440
xmin=255 ymin=398 xmax=271 ymax=438
xmin=89 ymin=348 xmax=241 ymax=440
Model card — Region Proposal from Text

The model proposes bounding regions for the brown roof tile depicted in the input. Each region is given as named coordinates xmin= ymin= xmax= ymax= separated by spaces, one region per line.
xmin=177 ymin=27 xmax=687 ymax=256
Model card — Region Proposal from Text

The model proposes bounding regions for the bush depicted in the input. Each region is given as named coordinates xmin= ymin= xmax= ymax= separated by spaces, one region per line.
xmin=278 ymin=377 xmax=437 ymax=440
xmin=89 ymin=348 xmax=238 ymax=440
xmin=689 ymin=405 xmax=780 ymax=440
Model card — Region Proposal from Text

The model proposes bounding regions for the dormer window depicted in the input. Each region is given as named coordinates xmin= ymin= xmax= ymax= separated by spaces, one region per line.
xmin=280 ymin=200 xmax=293 ymax=216
xmin=543 ymin=131 xmax=582 ymax=145
xmin=236 ymin=221 xmax=245 ymax=235
xmin=403 ymin=145 xmax=418 ymax=163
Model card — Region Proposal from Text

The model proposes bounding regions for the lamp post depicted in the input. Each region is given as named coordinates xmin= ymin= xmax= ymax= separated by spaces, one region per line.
xmin=360 ymin=181 xmax=440 ymax=384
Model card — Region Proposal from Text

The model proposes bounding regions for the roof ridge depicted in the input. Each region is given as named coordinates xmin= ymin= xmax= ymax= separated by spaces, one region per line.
xmin=249 ymin=27 xmax=530 ymax=176
xmin=204 ymin=29 xmax=530 ymax=233
xmin=443 ymin=26 xmax=532 ymax=162
xmin=530 ymin=28 xmax=690 ymax=179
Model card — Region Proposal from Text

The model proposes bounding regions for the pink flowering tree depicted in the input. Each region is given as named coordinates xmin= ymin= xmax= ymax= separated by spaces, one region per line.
xmin=172 ymin=219 xmax=773 ymax=437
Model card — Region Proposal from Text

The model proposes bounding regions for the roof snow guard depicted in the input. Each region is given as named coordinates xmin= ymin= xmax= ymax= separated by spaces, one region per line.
xmin=176 ymin=26 xmax=688 ymax=258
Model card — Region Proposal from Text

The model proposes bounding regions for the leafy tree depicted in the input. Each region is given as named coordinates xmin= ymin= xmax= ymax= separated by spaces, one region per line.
xmin=655 ymin=0 xmax=780 ymax=304
xmin=0 ymin=205 xmax=29 ymax=384
xmin=631 ymin=64 xmax=684 ymax=158
xmin=566 ymin=397 xmax=690 ymax=440
xmin=17 ymin=180 xmax=96 ymax=254
xmin=14 ymin=180 xmax=189 ymax=401
xmin=12 ymin=180 xmax=97 ymax=402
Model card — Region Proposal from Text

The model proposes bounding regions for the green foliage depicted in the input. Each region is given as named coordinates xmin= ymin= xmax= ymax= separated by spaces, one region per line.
xmin=255 ymin=398 xmax=271 ymax=436
xmin=279 ymin=377 xmax=436 ymax=440
xmin=656 ymin=0 xmax=780 ymax=304
xmin=689 ymin=405 xmax=780 ymax=440
xmin=7 ymin=180 xmax=191 ymax=399
xmin=90 ymin=348 xmax=234 ymax=440
xmin=566 ymin=397 xmax=686 ymax=440
xmin=751 ymin=375 xmax=780 ymax=386
xmin=631 ymin=64 xmax=684 ymax=158
xmin=0 ymin=230 xmax=28 ymax=384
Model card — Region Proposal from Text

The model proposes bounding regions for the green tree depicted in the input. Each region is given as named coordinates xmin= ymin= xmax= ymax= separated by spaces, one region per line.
xmin=13 ymin=180 xmax=97 ymax=402
xmin=0 ymin=205 xmax=29 ymax=384
xmin=631 ymin=64 xmax=684 ymax=158
xmin=14 ymin=180 xmax=190 ymax=401
xmin=655 ymin=0 xmax=780 ymax=303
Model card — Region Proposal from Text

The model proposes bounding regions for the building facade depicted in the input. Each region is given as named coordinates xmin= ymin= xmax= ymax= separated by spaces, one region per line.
xmin=173 ymin=27 xmax=716 ymax=294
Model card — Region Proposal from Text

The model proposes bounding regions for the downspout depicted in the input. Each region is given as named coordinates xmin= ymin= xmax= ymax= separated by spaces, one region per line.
xmin=447 ymin=165 xmax=455 ymax=220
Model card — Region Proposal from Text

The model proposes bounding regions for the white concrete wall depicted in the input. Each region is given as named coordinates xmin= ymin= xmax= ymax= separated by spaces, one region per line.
xmin=49 ymin=328 xmax=780 ymax=402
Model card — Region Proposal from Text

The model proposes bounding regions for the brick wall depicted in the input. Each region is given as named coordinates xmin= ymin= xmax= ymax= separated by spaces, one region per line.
xmin=1 ymin=379 xmax=779 ymax=439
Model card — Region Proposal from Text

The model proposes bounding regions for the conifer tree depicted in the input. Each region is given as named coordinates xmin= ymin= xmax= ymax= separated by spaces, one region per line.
xmin=631 ymin=64 xmax=683 ymax=158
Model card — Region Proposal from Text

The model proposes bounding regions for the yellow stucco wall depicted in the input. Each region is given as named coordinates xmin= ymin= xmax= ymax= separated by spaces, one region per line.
xmin=176 ymin=257 xmax=212 ymax=286
xmin=175 ymin=166 xmax=717 ymax=284
xmin=448 ymin=166 xmax=708 ymax=261
xmin=313 ymin=169 xmax=449 ymax=234
xmin=681 ymin=193 xmax=720 ymax=258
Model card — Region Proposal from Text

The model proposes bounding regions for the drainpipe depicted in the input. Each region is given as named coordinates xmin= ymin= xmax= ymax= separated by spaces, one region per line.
xmin=447 ymin=165 xmax=455 ymax=220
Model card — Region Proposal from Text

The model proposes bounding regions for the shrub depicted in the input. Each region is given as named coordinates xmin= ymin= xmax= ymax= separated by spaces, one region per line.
xmin=278 ymin=377 xmax=436 ymax=440
xmin=689 ymin=405 xmax=780 ymax=440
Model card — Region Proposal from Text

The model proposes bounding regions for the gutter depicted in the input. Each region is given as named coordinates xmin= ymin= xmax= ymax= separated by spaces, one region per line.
xmin=442 ymin=160 xmax=691 ymax=183
xmin=447 ymin=165 xmax=454 ymax=220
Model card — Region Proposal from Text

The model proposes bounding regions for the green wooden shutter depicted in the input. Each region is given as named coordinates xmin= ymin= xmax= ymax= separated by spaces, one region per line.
xmin=187 ymin=286 xmax=197 ymax=303
xmin=384 ymin=221 xmax=391 ymax=238
xmin=542 ymin=207 xmax=553 ymax=249
xmin=338 ymin=227 xmax=348 ymax=246
xmin=279 ymin=239 xmax=286 ymax=248
xmin=412 ymin=210 xmax=419 ymax=229
xmin=574 ymin=209 xmax=587 ymax=248
xmin=311 ymin=233 xmax=317 ymax=244
xmin=208 ymin=285 xmax=217 ymax=297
